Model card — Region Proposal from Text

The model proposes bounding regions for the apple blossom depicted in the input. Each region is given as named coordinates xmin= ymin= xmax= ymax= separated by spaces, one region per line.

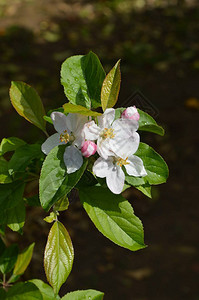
xmin=81 ymin=141 xmax=97 ymax=158
xmin=122 ymin=106 xmax=140 ymax=121
xmin=83 ymin=108 xmax=140 ymax=160
xmin=93 ymin=153 xmax=147 ymax=194
xmin=42 ymin=112 xmax=88 ymax=173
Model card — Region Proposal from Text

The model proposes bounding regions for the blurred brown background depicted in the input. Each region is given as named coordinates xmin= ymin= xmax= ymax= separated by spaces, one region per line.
xmin=0 ymin=0 xmax=199 ymax=299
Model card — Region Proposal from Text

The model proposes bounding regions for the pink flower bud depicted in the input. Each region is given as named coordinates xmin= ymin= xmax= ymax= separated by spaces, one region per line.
xmin=81 ymin=141 xmax=97 ymax=158
xmin=122 ymin=106 xmax=140 ymax=121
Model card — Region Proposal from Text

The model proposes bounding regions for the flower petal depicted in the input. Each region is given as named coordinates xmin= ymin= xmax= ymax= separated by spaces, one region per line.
xmin=51 ymin=112 xmax=69 ymax=134
xmin=83 ymin=121 xmax=101 ymax=141
xmin=125 ymin=155 xmax=147 ymax=177
xmin=97 ymin=137 xmax=114 ymax=159
xmin=98 ymin=108 xmax=115 ymax=129
xmin=106 ymin=165 xmax=125 ymax=194
xmin=63 ymin=145 xmax=83 ymax=174
xmin=112 ymin=118 xmax=139 ymax=136
xmin=66 ymin=113 xmax=88 ymax=133
xmin=41 ymin=133 xmax=61 ymax=155
xmin=93 ymin=157 xmax=113 ymax=178
xmin=110 ymin=131 xmax=140 ymax=158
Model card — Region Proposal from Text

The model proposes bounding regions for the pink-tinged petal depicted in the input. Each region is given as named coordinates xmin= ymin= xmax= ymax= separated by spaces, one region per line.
xmin=41 ymin=133 xmax=62 ymax=155
xmin=67 ymin=113 xmax=88 ymax=133
xmin=106 ymin=165 xmax=125 ymax=194
xmin=125 ymin=155 xmax=147 ymax=177
xmin=81 ymin=141 xmax=97 ymax=157
xmin=63 ymin=145 xmax=83 ymax=174
xmin=98 ymin=108 xmax=115 ymax=129
xmin=93 ymin=157 xmax=113 ymax=178
xmin=110 ymin=132 xmax=140 ymax=158
xmin=122 ymin=106 xmax=140 ymax=121
xmin=82 ymin=121 xmax=101 ymax=141
xmin=97 ymin=137 xmax=114 ymax=159
xmin=51 ymin=112 xmax=69 ymax=134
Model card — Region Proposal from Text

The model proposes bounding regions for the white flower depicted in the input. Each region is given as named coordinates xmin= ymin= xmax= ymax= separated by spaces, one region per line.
xmin=93 ymin=153 xmax=147 ymax=194
xmin=42 ymin=112 xmax=88 ymax=173
xmin=83 ymin=108 xmax=140 ymax=159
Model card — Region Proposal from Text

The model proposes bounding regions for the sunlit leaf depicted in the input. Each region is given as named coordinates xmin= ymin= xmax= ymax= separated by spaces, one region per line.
xmin=9 ymin=81 xmax=46 ymax=132
xmin=61 ymin=52 xmax=105 ymax=109
xmin=101 ymin=60 xmax=121 ymax=111
xmin=39 ymin=145 xmax=87 ymax=211
xmin=6 ymin=282 xmax=42 ymax=300
xmin=80 ymin=186 xmax=146 ymax=251
xmin=62 ymin=289 xmax=104 ymax=300
xmin=138 ymin=109 xmax=164 ymax=136
xmin=44 ymin=221 xmax=74 ymax=295
xmin=13 ymin=243 xmax=35 ymax=276
xmin=63 ymin=103 xmax=101 ymax=117
xmin=0 ymin=137 xmax=26 ymax=156
xmin=29 ymin=279 xmax=60 ymax=300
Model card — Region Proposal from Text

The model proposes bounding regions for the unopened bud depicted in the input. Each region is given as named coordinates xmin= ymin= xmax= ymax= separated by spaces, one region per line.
xmin=81 ymin=141 xmax=97 ymax=158
xmin=122 ymin=106 xmax=140 ymax=121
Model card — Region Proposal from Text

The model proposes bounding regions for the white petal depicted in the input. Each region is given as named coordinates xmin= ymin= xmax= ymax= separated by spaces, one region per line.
xmin=110 ymin=132 xmax=140 ymax=158
xmin=97 ymin=137 xmax=114 ymax=159
xmin=125 ymin=155 xmax=147 ymax=177
xmin=93 ymin=157 xmax=113 ymax=178
xmin=67 ymin=113 xmax=88 ymax=133
xmin=63 ymin=145 xmax=83 ymax=174
xmin=82 ymin=121 xmax=101 ymax=141
xmin=112 ymin=118 xmax=139 ymax=137
xmin=98 ymin=108 xmax=115 ymax=129
xmin=41 ymin=133 xmax=62 ymax=155
xmin=51 ymin=112 xmax=69 ymax=134
xmin=106 ymin=165 xmax=125 ymax=194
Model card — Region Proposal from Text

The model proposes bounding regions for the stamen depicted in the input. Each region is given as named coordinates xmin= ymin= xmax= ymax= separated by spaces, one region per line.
xmin=59 ymin=130 xmax=70 ymax=144
xmin=101 ymin=128 xmax=115 ymax=139
xmin=115 ymin=157 xmax=129 ymax=167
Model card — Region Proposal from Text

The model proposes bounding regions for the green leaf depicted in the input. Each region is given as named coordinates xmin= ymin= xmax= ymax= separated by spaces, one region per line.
xmin=77 ymin=170 xmax=98 ymax=188
xmin=39 ymin=145 xmax=87 ymax=211
xmin=79 ymin=186 xmax=146 ymax=251
xmin=9 ymin=81 xmax=46 ymax=132
xmin=6 ymin=282 xmax=43 ymax=300
xmin=61 ymin=52 xmax=106 ymax=109
xmin=0 ymin=157 xmax=12 ymax=184
xmin=135 ymin=143 xmax=169 ymax=185
xmin=8 ymin=144 xmax=43 ymax=176
xmin=54 ymin=195 xmax=69 ymax=212
xmin=63 ymin=103 xmax=101 ymax=117
xmin=7 ymin=199 xmax=26 ymax=233
xmin=136 ymin=183 xmax=152 ymax=198
xmin=0 ymin=244 xmax=18 ymax=274
xmin=138 ymin=109 xmax=164 ymax=136
xmin=101 ymin=60 xmax=121 ymax=111
xmin=0 ymin=137 xmax=26 ymax=156
xmin=0 ymin=181 xmax=25 ymax=223
xmin=62 ymin=289 xmax=104 ymax=300
xmin=44 ymin=212 xmax=57 ymax=223
xmin=13 ymin=243 xmax=35 ymax=276
xmin=29 ymin=279 xmax=60 ymax=300
xmin=43 ymin=115 xmax=53 ymax=124
xmin=44 ymin=221 xmax=74 ymax=295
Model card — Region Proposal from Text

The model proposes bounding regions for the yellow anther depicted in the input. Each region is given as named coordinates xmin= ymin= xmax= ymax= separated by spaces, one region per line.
xmin=59 ymin=130 xmax=70 ymax=143
xmin=115 ymin=157 xmax=129 ymax=167
xmin=102 ymin=128 xmax=115 ymax=139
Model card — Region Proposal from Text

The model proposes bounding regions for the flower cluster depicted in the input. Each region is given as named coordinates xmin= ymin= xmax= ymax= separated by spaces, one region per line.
xmin=42 ymin=106 xmax=147 ymax=194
